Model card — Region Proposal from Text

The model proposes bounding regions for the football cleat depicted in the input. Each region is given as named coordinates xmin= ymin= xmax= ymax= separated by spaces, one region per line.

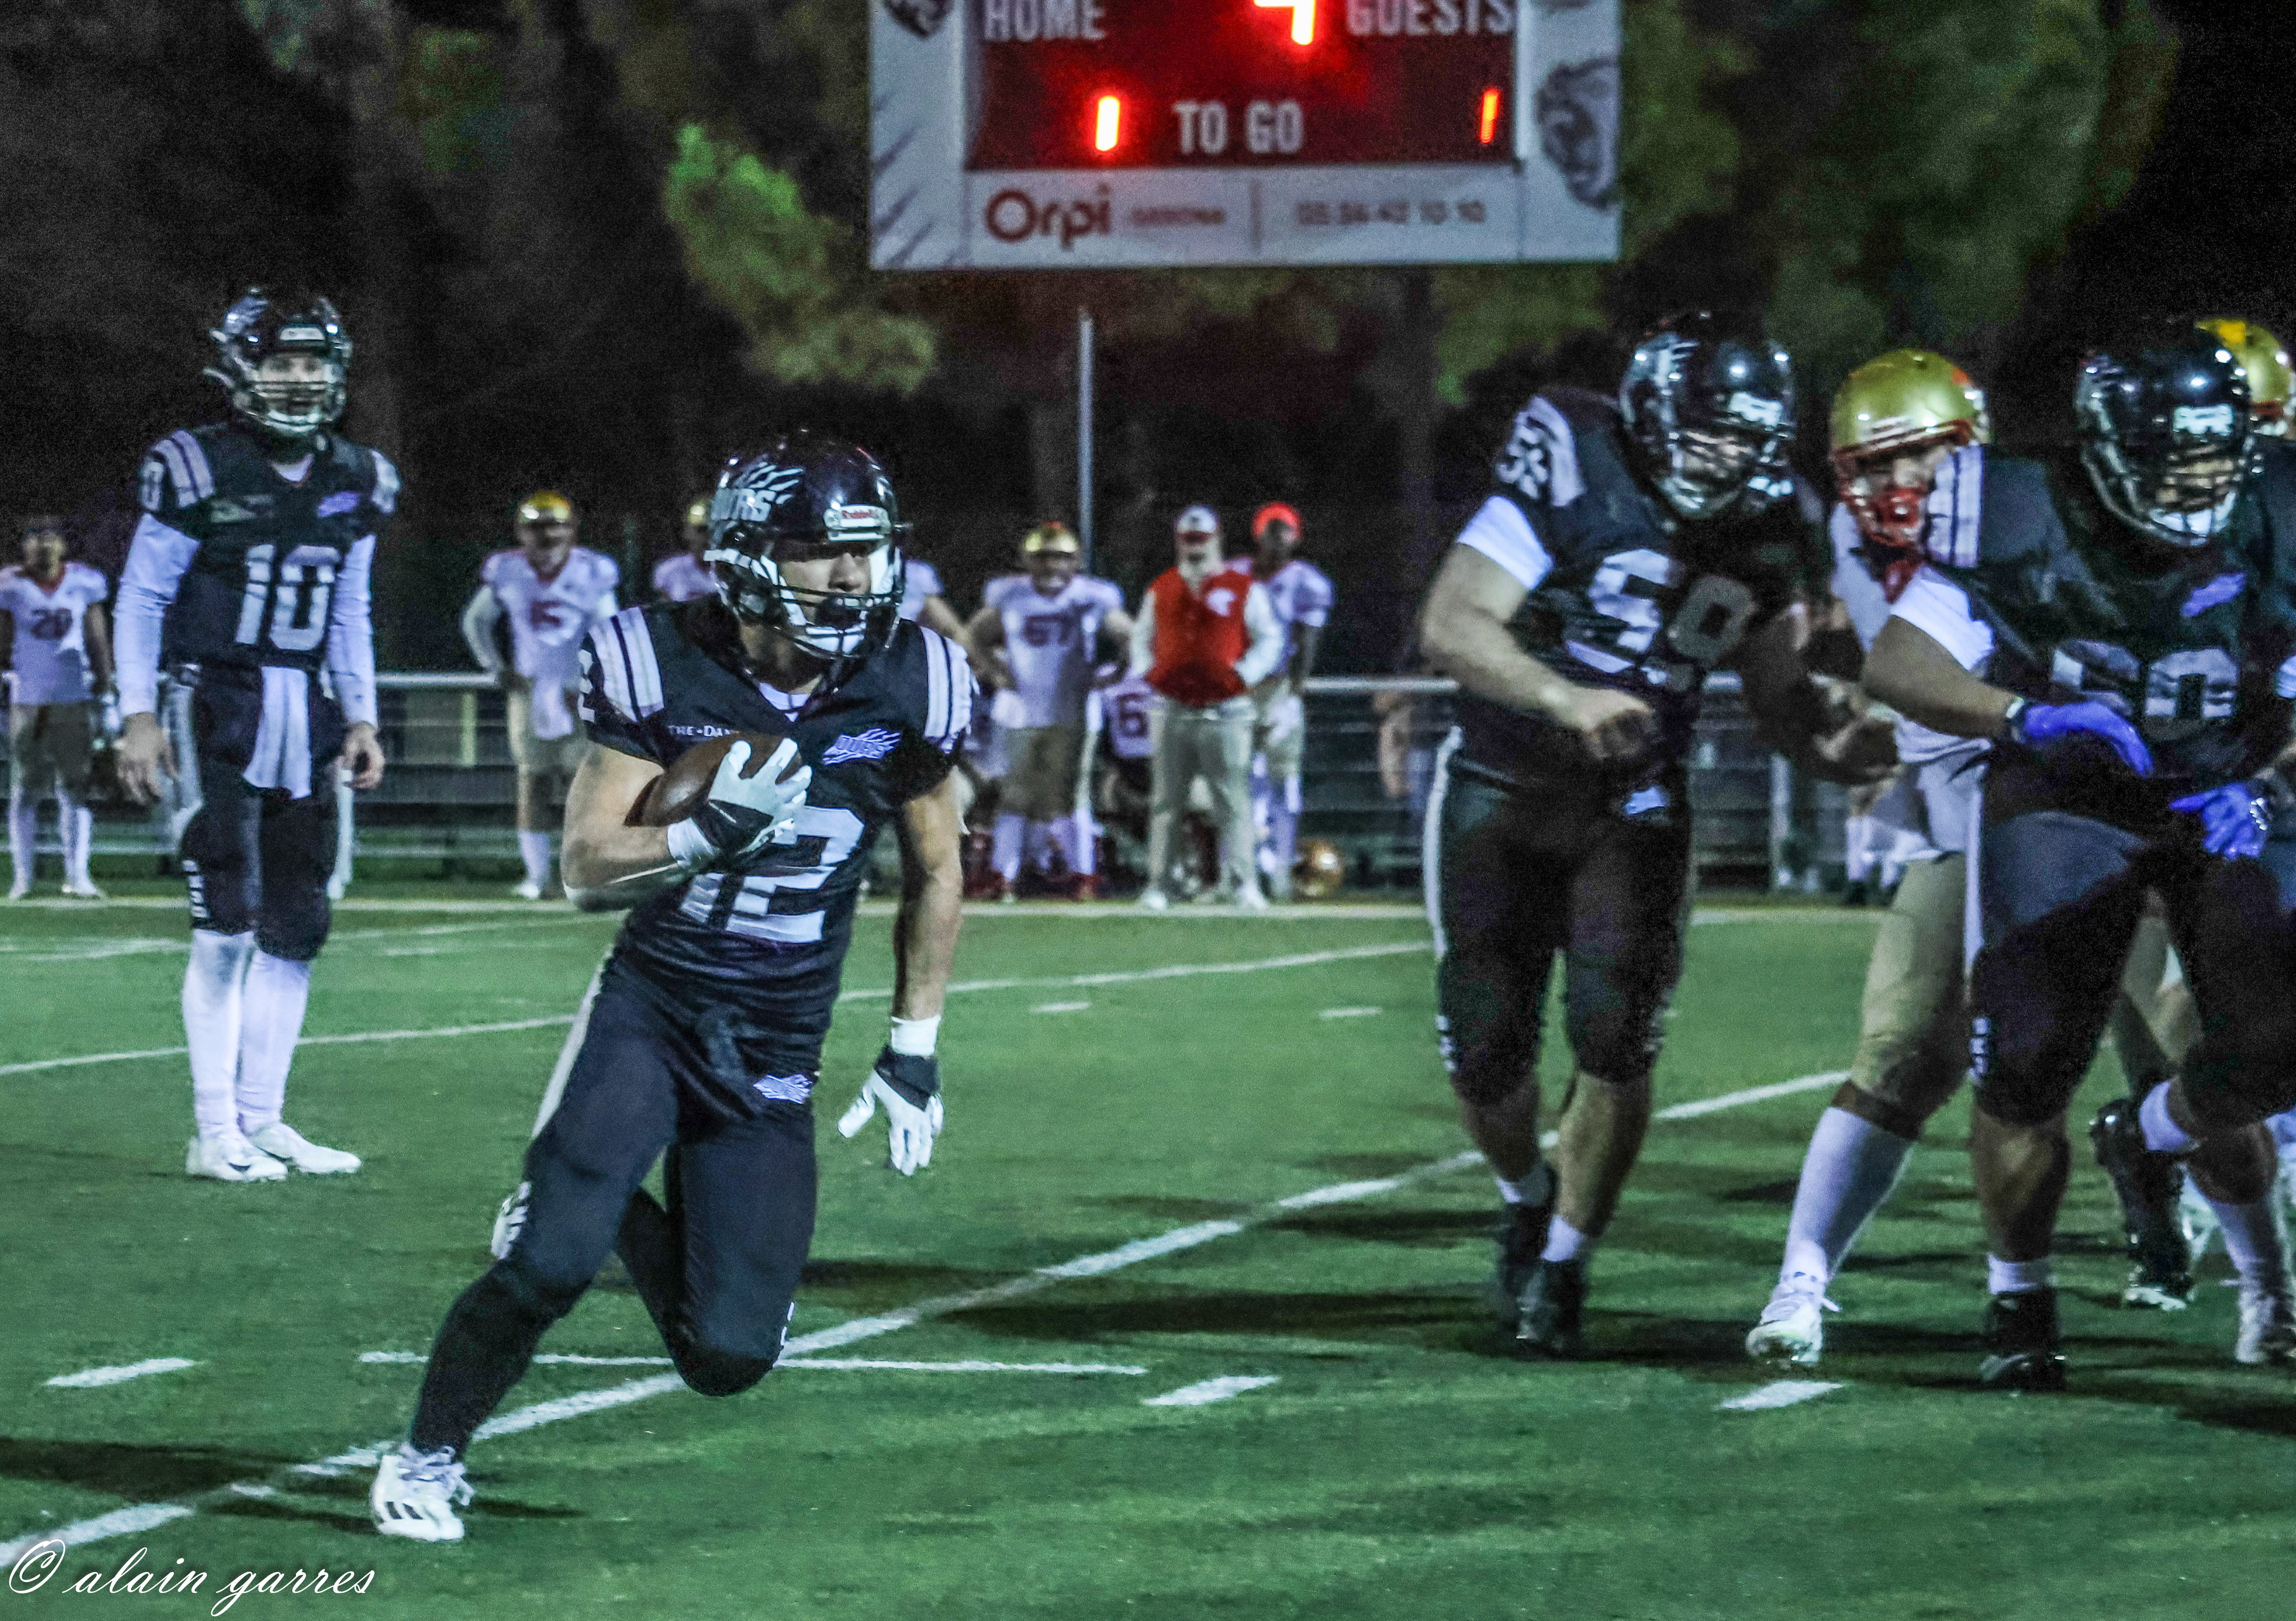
xmin=1070 ymin=873 xmax=1102 ymax=902
xmin=2089 ymin=1099 xmax=2193 ymax=1308
xmin=490 ymin=1181 xmax=531 ymax=1260
xmin=1978 ymin=1288 xmax=2067 ymax=1391
xmin=60 ymin=879 xmax=106 ymax=899
xmin=1233 ymin=885 xmax=1270 ymax=912
xmin=249 ymin=1121 xmax=360 ymax=1174
xmin=1515 ymin=1258 xmax=1588 ymax=1359
xmin=1135 ymin=887 xmax=1170 ymax=911
xmin=1746 ymin=1273 xmax=1839 ymax=1367
xmin=186 ymin=1132 xmax=288 ymax=1183
xmin=1491 ymin=1198 xmax=1555 ymax=1331
xmin=512 ymin=877 xmax=544 ymax=901
xmin=6 ymin=876 xmax=29 ymax=902
xmin=371 ymin=1444 xmax=473 ymax=1543
xmin=2234 ymin=1272 xmax=2296 ymax=1366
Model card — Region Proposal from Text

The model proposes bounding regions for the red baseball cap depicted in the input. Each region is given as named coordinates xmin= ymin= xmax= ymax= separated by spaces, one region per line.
xmin=1252 ymin=502 xmax=1302 ymax=541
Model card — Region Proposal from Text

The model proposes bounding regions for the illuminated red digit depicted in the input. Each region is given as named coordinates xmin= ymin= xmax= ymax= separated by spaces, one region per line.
xmin=1253 ymin=0 xmax=1315 ymax=45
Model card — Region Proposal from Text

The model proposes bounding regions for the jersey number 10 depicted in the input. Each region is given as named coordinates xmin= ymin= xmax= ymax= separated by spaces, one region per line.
xmin=235 ymin=543 xmax=338 ymax=654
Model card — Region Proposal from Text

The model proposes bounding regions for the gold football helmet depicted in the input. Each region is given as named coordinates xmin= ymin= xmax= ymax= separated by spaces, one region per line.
xmin=2197 ymin=318 xmax=2292 ymax=437
xmin=1830 ymin=350 xmax=1991 ymax=556
xmin=1292 ymin=838 xmax=1347 ymax=901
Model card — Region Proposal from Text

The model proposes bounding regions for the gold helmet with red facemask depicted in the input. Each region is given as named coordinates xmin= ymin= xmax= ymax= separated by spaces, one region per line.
xmin=1829 ymin=350 xmax=1992 ymax=594
xmin=2197 ymin=318 xmax=2292 ymax=438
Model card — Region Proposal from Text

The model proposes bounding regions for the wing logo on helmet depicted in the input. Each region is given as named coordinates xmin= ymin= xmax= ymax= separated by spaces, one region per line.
xmin=712 ymin=462 xmax=805 ymax=527
xmin=2174 ymin=405 xmax=2237 ymax=437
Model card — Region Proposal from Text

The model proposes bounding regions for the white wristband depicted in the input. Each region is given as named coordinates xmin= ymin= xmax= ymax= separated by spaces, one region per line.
xmin=889 ymin=1015 xmax=940 ymax=1057
xmin=665 ymin=817 xmax=716 ymax=871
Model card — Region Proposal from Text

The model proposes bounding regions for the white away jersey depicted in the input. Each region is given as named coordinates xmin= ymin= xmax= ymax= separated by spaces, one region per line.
xmin=899 ymin=557 xmax=944 ymax=623
xmin=983 ymin=572 xmax=1127 ymax=728
xmin=651 ymin=551 xmax=714 ymax=604
xmin=483 ymin=547 xmax=621 ymax=738
xmin=1 ymin=562 xmax=108 ymax=706
xmin=1102 ymin=671 xmax=1156 ymax=762
xmin=1258 ymin=559 xmax=1334 ymax=676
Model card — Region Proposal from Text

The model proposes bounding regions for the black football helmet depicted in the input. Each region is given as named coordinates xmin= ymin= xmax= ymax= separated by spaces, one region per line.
xmin=2077 ymin=327 xmax=2258 ymax=550
xmin=706 ymin=432 xmax=910 ymax=680
xmin=1618 ymin=311 xmax=1796 ymax=520
xmin=206 ymin=286 xmax=352 ymax=443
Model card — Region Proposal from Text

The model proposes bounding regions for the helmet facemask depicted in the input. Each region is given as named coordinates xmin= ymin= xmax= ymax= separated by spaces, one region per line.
xmin=1620 ymin=325 xmax=1796 ymax=521
xmin=1832 ymin=429 xmax=1976 ymax=554
xmin=206 ymin=292 xmax=352 ymax=445
xmin=2077 ymin=355 xmax=2255 ymax=552
xmin=707 ymin=518 xmax=905 ymax=681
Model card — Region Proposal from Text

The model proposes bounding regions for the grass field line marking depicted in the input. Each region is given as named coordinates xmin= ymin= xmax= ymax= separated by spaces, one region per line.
xmin=1145 ymin=1376 xmax=1280 ymax=1407
xmin=1656 ymin=1071 xmax=1847 ymax=1121
xmin=44 ymin=1357 xmax=200 ymax=1389
xmin=1719 ymin=1380 xmax=1842 ymax=1411
xmin=0 ymin=1067 xmax=1845 ymax=1561
xmin=358 ymin=1351 xmax=674 ymax=1367
xmin=8 ymin=915 xmax=597 ymax=966
xmin=1032 ymin=1001 xmax=1092 ymax=1014
xmin=0 ymin=942 xmax=1435 ymax=1078
xmin=781 ymin=1359 xmax=1148 ymax=1375
xmin=1318 ymin=1006 xmax=1383 ymax=1019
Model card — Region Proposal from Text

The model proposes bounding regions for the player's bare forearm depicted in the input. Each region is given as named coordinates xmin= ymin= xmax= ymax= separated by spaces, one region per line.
xmin=85 ymin=604 xmax=113 ymax=687
xmin=1419 ymin=548 xmax=1582 ymax=722
xmin=560 ymin=743 xmax=683 ymax=911
xmin=892 ymin=771 xmax=966 ymax=1021
xmin=1866 ymin=617 xmax=2017 ymax=741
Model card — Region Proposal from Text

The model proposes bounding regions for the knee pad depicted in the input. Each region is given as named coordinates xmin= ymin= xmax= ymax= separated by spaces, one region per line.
xmin=1561 ymin=995 xmax=1662 ymax=1090
xmin=676 ymin=1341 xmax=775 ymax=1399
xmin=491 ymin=1249 xmax=591 ymax=1327
xmin=1442 ymin=1017 xmax=1540 ymax=1109
xmin=256 ymin=887 xmax=331 ymax=964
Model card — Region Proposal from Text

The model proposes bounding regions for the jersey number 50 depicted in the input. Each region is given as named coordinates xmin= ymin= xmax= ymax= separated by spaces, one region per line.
xmin=235 ymin=543 xmax=338 ymax=655
xmin=1587 ymin=548 xmax=1759 ymax=690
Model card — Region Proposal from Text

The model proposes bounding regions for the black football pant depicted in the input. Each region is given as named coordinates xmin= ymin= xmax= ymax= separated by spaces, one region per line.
xmin=411 ymin=965 xmax=817 ymax=1457
xmin=1970 ymin=808 xmax=2296 ymax=1134
xmin=179 ymin=668 xmax=341 ymax=961
xmin=1429 ymin=753 xmax=1693 ymax=1104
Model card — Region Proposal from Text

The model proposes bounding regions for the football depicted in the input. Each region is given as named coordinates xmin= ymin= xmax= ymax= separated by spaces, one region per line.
xmin=636 ymin=731 xmax=797 ymax=827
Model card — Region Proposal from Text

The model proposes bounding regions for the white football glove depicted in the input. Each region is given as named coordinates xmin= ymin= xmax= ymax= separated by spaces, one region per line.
xmin=837 ymin=1050 xmax=943 ymax=1176
xmin=667 ymin=737 xmax=812 ymax=871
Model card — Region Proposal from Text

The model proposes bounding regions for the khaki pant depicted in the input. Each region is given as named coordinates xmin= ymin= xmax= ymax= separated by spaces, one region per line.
xmin=1251 ymin=683 xmax=1306 ymax=782
xmin=1004 ymin=723 xmax=1086 ymax=820
xmin=1147 ymin=694 xmax=1256 ymax=897
xmin=9 ymin=702 xmax=93 ymax=799
xmin=506 ymin=687 xmax=587 ymax=777
xmin=1848 ymin=853 xmax=1968 ymax=1119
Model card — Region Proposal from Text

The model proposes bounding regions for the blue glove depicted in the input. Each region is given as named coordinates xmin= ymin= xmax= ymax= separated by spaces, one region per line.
xmin=2014 ymin=701 xmax=2153 ymax=778
xmin=2170 ymin=780 xmax=2275 ymax=860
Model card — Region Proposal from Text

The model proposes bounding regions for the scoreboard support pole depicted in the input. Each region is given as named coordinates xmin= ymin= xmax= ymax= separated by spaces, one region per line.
xmin=1078 ymin=305 xmax=1096 ymax=572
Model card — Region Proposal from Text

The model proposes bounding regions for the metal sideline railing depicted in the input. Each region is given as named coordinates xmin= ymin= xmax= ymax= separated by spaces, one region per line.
xmin=14 ymin=672 xmax=1846 ymax=888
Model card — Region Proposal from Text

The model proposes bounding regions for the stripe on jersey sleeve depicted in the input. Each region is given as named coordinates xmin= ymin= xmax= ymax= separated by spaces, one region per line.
xmin=371 ymin=451 xmax=400 ymax=515
xmin=587 ymin=606 xmax=663 ymax=723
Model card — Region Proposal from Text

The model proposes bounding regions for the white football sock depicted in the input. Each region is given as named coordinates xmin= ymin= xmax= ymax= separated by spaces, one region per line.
xmin=2205 ymin=1195 xmax=2288 ymax=1286
xmin=1023 ymin=819 xmax=1053 ymax=875
xmin=1986 ymin=1255 xmax=2054 ymax=1295
xmin=1268 ymin=776 xmax=1302 ymax=878
xmin=59 ymin=791 xmax=91 ymax=886
xmin=1067 ymin=812 xmax=1097 ymax=877
xmin=1843 ymin=814 xmax=1877 ymax=883
xmin=991 ymin=814 xmax=1025 ymax=882
xmin=517 ymin=830 xmax=553 ymax=890
xmin=2139 ymin=1081 xmax=2195 ymax=1154
xmin=1778 ymin=1107 xmax=1916 ymax=1285
xmin=183 ymin=930 xmax=256 ymax=1140
xmin=8 ymin=794 xmax=34 ymax=888
xmin=1541 ymin=1216 xmax=1592 ymax=1264
xmin=236 ymin=952 xmax=313 ymax=1134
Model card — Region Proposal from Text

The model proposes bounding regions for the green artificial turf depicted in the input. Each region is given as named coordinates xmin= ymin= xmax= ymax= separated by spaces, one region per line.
xmin=0 ymin=896 xmax=2285 ymax=1618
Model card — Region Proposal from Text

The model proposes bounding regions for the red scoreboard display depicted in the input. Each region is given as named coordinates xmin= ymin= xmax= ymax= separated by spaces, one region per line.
xmin=872 ymin=0 xmax=1620 ymax=269
xmin=968 ymin=0 xmax=1518 ymax=171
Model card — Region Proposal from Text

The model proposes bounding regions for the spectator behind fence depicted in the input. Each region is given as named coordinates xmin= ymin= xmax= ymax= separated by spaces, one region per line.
xmin=1130 ymin=505 xmax=1283 ymax=910
xmin=651 ymin=497 xmax=715 ymax=603
xmin=1245 ymin=502 xmax=1333 ymax=900
xmin=459 ymin=490 xmax=620 ymax=899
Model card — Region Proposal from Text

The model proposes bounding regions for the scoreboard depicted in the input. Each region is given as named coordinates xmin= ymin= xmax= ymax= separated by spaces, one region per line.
xmin=871 ymin=0 xmax=1619 ymax=269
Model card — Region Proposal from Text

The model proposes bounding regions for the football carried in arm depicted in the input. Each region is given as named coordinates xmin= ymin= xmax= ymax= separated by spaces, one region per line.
xmin=635 ymin=731 xmax=800 ymax=827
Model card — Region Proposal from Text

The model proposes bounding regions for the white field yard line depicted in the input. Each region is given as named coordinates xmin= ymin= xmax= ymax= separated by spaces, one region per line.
xmin=358 ymin=1352 xmax=1145 ymax=1375
xmin=1719 ymin=1380 xmax=1842 ymax=1411
xmin=44 ymin=1358 xmax=199 ymax=1389
xmin=0 ymin=941 xmax=1433 ymax=1079
xmin=8 ymin=915 xmax=598 ymax=966
xmin=0 ymin=1067 xmax=1850 ymax=1562
xmin=1145 ymin=1375 xmax=1280 ymax=1407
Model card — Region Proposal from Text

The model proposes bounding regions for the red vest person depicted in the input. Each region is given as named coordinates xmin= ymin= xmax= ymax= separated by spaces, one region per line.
xmin=1128 ymin=505 xmax=1283 ymax=908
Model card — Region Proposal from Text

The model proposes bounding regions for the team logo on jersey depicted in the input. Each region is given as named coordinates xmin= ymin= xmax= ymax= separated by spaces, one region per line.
xmin=1206 ymin=587 xmax=1236 ymax=615
xmin=206 ymin=499 xmax=258 ymax=525
xmin=317 ymin=491 xmax=362 ymax=517
xmin=823 ymin=727 xmax=902 ymax=764
xmin=2183 ymin=573 xmax=2245 ymax=617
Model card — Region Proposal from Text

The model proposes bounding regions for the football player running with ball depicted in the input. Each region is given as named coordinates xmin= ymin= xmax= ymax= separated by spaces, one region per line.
xmin=1417 ymin=311 xmax=1892 ymax=1357
xmin=1864 ymin=327 xmax=2296 ymax=1386
xmin=114 ymin=288 xmax=391 ymax=1184
xmin=372 ymin=433 xmax=975 ymax=1543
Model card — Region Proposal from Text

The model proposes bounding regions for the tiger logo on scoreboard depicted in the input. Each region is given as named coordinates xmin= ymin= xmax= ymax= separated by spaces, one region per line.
xmin=883 ymin=0 xmax=953 ymax=39
xmin=1535 ymin=56 xmax=1620 ymax=210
